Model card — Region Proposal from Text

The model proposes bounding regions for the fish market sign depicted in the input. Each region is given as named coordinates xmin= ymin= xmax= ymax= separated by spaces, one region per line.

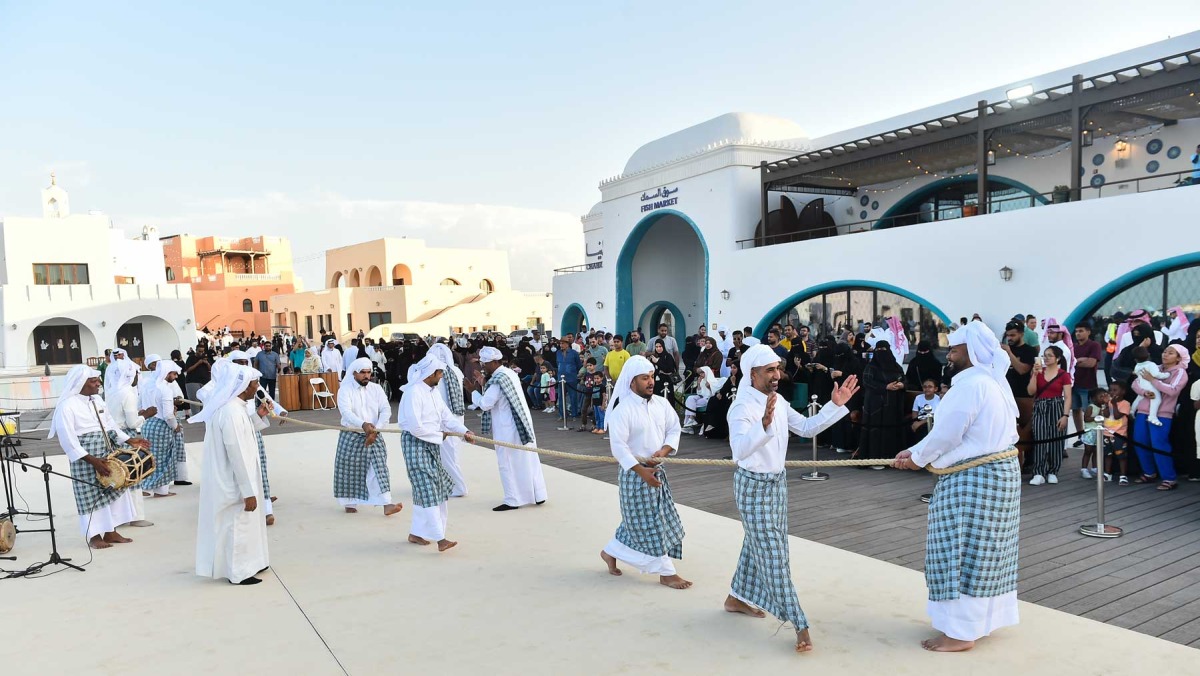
xmin=640 ymin=186 xmax=679 ymax=213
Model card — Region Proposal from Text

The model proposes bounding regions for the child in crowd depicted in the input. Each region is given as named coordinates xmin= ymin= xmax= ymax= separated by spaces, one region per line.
xmin=1104 ymin=381 xmax=1131 ymax=485
xmin=540 ymin=365 xmax=557 ymax=413
xmin=1131 ymin=346 xmax=1172 ymax=426
xmin=909 ymin=378 xmax=941 ymax=443
xmin=579 ymin=371 xmax=607 ymax=432
xmin=590 ymin=372 xmax=608 ymax=435
xmin=1079 ymin=387 xmax=1110 ymax=479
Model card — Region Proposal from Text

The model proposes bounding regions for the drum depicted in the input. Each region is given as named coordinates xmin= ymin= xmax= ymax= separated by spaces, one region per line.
xmin=95 ymin=445 xmax=157 ymax=491
xmin=0 ymin=515 xmax=14 ymax=554
xmin=277 ymin=373 xmax=301 ymax=412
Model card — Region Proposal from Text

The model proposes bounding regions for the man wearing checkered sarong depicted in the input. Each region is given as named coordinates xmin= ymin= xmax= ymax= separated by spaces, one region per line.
xmin=599 ymin=356 xmax=691 ymax=589
xmin=335 ymin=358 xmax=402 ymax=516
xmin=49 ymin=365 xmax=153 ymax=549
xmin=398 ymin=355 xmax=475 ymax=552
xmin=475 ymin=346 xmax=547 ymax=511
xmin=893 ymin=321 xmax=1022 ymax=653
xmin=140 ymin=360 xmax=183 ymax=497
xmin=726 ymin=345 xmax=858 ymax=654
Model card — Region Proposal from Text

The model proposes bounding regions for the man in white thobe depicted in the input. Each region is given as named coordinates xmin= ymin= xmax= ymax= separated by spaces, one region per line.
xmin=192 ymin=365 xmax=270 ymax=585
xmin=398 ymin=355 xmax=475 ymax=552
xmin=49 ymin=365 xmax=152 ymax=549
xmin=428 ymin=342 xmax=469 ymax=496
xmin=599 ymin=356 xmax=691 ymax=589
xmin=893 ymin=321 xmax=1021 ymax=652
xmin=335 ymin=358 xmax=402 ymax=515
xmin=140 ymin=360 xmax=182 ymax=497
xmin=321 ymin=339 xmax=344 ymax=376
xmin=342 ymin=341 xmax=361 ymax=374
xmin=104 ymin=359 xmax=155 ymax=527
xmin=474 ymin=346 xmax=547 ymax=511
xmin=226 ymin=352 xmax=290 ymax=525
xmin=724 ymin=344 xmax=858 ymax=654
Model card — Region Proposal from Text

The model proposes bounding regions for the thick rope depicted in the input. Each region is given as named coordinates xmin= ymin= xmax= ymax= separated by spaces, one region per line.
xmin=182 ymin=399 xmax=1015 ymax=476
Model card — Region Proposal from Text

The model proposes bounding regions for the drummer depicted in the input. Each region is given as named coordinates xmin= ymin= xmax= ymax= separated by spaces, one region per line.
xmin=230 ymin=351 xmax=288 ymax=525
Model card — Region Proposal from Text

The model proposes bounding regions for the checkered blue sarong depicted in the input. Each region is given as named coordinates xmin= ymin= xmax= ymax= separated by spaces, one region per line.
xmin=140 ymin=417 xmax=177 ymax=490
xmin=175 ymin=428 xmax=186 ymax=464
xmin=333 ymin=430 xmax=390 ymax=501
xmin=68 ymin=431 xmax=125 ymax=515
xmin=730 ymin=467 xmax=807 ymax=629
xmin=443 ymin=367 xmax=465 ymax=416
xmin=481 ymin=369 xmax=535 ymax=445
xmin=614 ymin=465 xmax=685 ymax=559
xmin=400 ymin=431 xmax=455 ymax=508
xmin=926 ymin=455 xmax=1021 ymax=601
xmin=256 ymin=430 xmax=271 ymax=498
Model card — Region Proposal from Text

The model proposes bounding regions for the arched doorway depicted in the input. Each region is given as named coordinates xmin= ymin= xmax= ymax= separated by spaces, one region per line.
xmin=30 ymin=317 xmax=96 ymax=366
xmin=479 ymin=279 xmax=494 ymax=294
xmin=638 ymin=300 xmax=687 ymax=348
xmin=392 ymin=263 xmax=411 ymax=285
xmin=560 ymin=303 xmax=589 ymax=337
xmin=366 ymin=266 xmax=383 ymax=287
xmin=349 ymin=269 xmax=361 ymax=287
xmin=875 ymin=175 xmax=1049 ymax=229
xmin=616 ymin=209 xmax=708 ymax=339
xmin=332 ymin=271 xmax=345 ymax=288
xmin=441 ymin=278 xmax=461 ymax=286
xmin=116 ymin=315 xmax=180 ymax=361
xmin=755 ymin=280 xmax=951 ymax=357
xmin=1065 ymin=253 xmax=1200 ymax=339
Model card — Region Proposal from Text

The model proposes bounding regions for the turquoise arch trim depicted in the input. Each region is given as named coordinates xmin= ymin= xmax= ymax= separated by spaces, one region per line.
xmin=560 ymin=303 xmax=590 ymax=337
xmin=873 ymin=174 xmax=1050 ymax=230
xmin=615 ymin=209 xmax=709 ymax=338
xmin=1064 ymin=252 xmax=1200 ymax=329
xmin=638 ymin=300 xmax=688 ymax=347
xmin=754 ymin=280 xmax=952 ymax=340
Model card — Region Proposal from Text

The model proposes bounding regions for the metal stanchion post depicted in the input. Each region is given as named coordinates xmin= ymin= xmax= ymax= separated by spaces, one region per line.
xmin=1080 ymin=415 xmax=1122 ymax=538
xmin=800 ymin=395 xmax=829 ymax=481
xmin=556 ymin=376 xmax=571 ymax=431
xmin=918 ymin=405 xmax=934 ymax=504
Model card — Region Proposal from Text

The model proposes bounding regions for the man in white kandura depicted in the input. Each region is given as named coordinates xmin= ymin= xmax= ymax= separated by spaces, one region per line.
xmin=892 ymin=321 xmax=1021 ymax=652
xmin=428 ymin=342 xmax=469 ymax=497
xmin=599 ymin=355 xmax=691 ymax=589
xmin=724 ymin=344 xmax=859 ymax=654
xmin=192 ymin=364 xmax=270 ymax=586
xmin=335 ymin=358 xmax=403 ymax=516
xmin=230 ymin=351 xmax=289 ymax=525
xmin=49 ymin=365 xmax=152 ymax=549
xmin=474 ymin=346 xmax=547 ymax=512
xmin=398 ymin=355 xmax=476 ymax=552
xmin=321 ymin=339 xmax=344 ymax=376
xmin=103 ymin=358 xmax=155 ymax=528
xmin=139 ymin=359 xmax=182 ymax=498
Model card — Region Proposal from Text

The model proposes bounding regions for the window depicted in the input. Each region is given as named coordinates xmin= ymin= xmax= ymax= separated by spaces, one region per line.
xmin=32 ymin=263 xmax=89 ymax=285
xmin=326 ymin=314 xmax=333 ymax=333
xmin=259 ymin=300 xmax=268 ymax=313
xmin=114 ymin=276 xmax=135 ymax=284
xmin=308 ymin=315 xmax=316 ymax=336
xmin=1078 ymin=263 xmax=1200 ymax=337
xmin=242 ymin=299 xmax=253 ymax=313
xmin=347 ymin=313 xmax=353 ymax=331
xmin=369 ymin=312 xmax=392 ymax=328
xmin=479 ymin=278 xmax=494 ymax=293
xmin=770 ymin=286 xmax=946 ymax=357
xmin=440 ymin=278 xmax=460 ymax=286
xmin=165 ymin=267 xmax=175 ymax=281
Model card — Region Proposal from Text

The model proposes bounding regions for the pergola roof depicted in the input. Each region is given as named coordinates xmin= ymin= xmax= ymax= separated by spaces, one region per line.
xmin=763 ymin=49 xmax=1200 ymax=193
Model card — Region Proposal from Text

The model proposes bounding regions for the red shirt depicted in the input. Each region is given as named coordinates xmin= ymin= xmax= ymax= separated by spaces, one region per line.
xmin=1072 ymin=339 xmax=1104 ymax=390
xmin=1035 ymin=370 xmax=1072 ymax=399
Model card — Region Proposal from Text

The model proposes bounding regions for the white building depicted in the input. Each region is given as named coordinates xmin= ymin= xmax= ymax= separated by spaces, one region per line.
xmin=0 ymin=176 xmax=194 ymax=369
xmin=553 ymin=34 xmax=1200 ymax=351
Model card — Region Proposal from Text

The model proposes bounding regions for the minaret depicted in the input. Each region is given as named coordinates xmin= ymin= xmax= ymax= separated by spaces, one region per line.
xmin=42 ymin=172 xmax=71 ymax=219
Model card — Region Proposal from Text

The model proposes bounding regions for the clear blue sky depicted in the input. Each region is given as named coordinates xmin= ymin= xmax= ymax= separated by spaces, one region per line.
xmin=2 ymin=2 xmax=1197 ymax=289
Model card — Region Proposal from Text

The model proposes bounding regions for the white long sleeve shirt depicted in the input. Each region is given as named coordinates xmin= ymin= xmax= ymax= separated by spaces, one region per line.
xmin=478 ymin=367 xmax=536 ymax=446
xmin=338 ymin=381 xmax=391 ymax=430
xmin=54 ymin=395 xmax=131 ymax=462
xmin=397 ymin=381 xmax=468 ymax=445
xmin=909 ymin=366 xmax=1019 ymax=469
xmin=109 ymin=387 xmax=145 ymax=433
xmin=607 ymin=394 xmax=681 ymax=471
xmin=728 ymin=387 xmax=847 ymax=474
xmin=321 ymin=349 xmax=344 ymax=374
xmin=152 ymin=380 xmax=180 ymax=430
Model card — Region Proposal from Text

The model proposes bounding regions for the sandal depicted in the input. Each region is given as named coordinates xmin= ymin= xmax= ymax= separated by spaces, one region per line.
xmin=1157 ymin=481 xmax=1178 ymax=491
xmin=1133 ymin=475 xmax=1160 ymax=484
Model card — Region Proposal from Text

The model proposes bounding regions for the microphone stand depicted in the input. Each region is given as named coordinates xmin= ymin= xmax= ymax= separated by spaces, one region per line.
xmin=2 ymin=452 xmax=86 ymax=575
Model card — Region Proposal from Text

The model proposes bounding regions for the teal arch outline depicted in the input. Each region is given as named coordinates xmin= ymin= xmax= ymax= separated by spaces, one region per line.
xmin=615 ymin=209 xmax=709 ymax=337
xmin=874 ymin=174 xmax=1050 ymax=230
xmin=1064 ymin=252 xmax=1200 ymax=329
xmin=638 ymin=300 xmax=688 ymax=347
xmin=754 ymin=280 xmax=952 ymax=340
xmin=560 ymin=303 xmax=590 ymax=337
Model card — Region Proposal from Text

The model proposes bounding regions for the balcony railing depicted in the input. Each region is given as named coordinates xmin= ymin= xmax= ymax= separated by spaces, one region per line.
xmin=233 ymin=273 xmax=282 ymax=281
xmin=738 ymin=168 xmax=1195 ymax=249
xmin=554 ymin=263 xmax=602 ymax=276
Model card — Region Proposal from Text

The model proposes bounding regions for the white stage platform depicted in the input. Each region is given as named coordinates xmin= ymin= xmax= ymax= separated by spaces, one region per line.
xmin=1 ymin=429 xmax=1196 ymax=675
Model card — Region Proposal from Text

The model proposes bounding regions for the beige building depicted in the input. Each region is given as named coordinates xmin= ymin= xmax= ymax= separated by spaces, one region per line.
xmin=269 ymin=238 xmax=551 ymax=340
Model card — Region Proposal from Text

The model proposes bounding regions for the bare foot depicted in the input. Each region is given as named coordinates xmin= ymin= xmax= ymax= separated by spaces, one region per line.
xmin=408 ymin=534 xmax=431 ymax=546
xmin=142 ymin=491 xmax=152 ymax=497
xmin=921 ymin=633 xmax=975 ymax=652
xmin=89 ymin=535 xmax=112 ymax=549
xmin=384 ymin=503 xmax=403 ymax=516
xmin=266 ymin=515 xmax=275 ymax=526
xmin=600 ymin=550 xmax=622 ymax=576
xmin=723 ymin=595 xmax=765 ymax=618
xmin=437 ymin=539 xmax=457 ymax=552
xmin=152 ymin=492 xmax=177 ymax=498
xmin=659 ymin=574 xmax=692 ymax=589
xmin=795 ymin=628 xmax=814 ymax=653
xmin=103 ymin=531 xmax=132 ymax=544
xmin=344 ymin=506 xmax=358 ymax=514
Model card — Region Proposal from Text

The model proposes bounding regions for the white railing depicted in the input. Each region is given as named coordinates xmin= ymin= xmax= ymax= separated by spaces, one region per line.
xmin=234 ymin=273 xmax=282 ymax=281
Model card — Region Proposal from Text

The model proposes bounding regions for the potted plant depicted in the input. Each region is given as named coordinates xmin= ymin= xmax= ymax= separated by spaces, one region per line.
xmin=1052 ymin=185 xmax=1071 ymax=203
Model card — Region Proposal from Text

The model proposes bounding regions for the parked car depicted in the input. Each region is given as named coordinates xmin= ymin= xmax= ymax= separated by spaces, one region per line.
xmin=389 ymin=332 xmax=425 ymax=344
xmin=507 ymin=329 xmax=535 ymax=347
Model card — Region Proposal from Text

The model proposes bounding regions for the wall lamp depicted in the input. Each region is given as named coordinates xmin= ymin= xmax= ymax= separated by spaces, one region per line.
xmin=721 ymin=290 xmax=731 ymax=300
xmin=595 ymin=301 xmax=604 ymax=309
xmin=999 ymin=266 xmax=1014 ymax=282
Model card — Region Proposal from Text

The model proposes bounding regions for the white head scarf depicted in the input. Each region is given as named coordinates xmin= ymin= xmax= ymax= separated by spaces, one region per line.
xmin=737 ymin=344 xmax=782 ymax=401
xmin=948 ymin=321 xmax=1018 ymax=418
xmin=143 ymin=353 xmax=161 ymax=369
xmin=153 ymin=358 xmax=182 ymax=386
xmin=49 ymin=365 xmax=100 ymax=439
xmin=108 ymin=358 xmax=138 ymax=399
xmin=428 ymin=342 xmax=458 ymax=372
xmin=401 ymin=354 xmax=443 ymax=393
xmin=479 ymin=346 xmax=503 ymax=364
xmin=342 ymin=357 xmax=374 ymax=389
xmin=104 ymin=348 xmax=128 ymax=390
xmin=608 ymin=355 xmax=654 ymax=411
xmin=197 ymin=358 xmax=233 ymax=403
xmin=228 ymin=349 xmax=248 ymax=362
xmin=190 ymin=365 xmax=261 ymax=425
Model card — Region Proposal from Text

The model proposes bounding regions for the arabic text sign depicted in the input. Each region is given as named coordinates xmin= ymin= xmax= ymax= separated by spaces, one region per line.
xmin=639 ymin=186 xmax=680 ymax=213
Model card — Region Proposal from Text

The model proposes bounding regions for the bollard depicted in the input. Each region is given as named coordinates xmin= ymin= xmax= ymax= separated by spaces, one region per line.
xmin=1079 ymin=415 xmax=1122 ymax=538
xmin=556 ymin=376 xmax=572 ymax=431
xmin=918 ymin=404 xmax=934 ymax=504
xmin=800 ymin=395 xmax=829 ymax=482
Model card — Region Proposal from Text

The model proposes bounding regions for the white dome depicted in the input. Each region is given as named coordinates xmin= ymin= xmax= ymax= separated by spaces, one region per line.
xmin=622 ymin=112 xmax=808 ymax=176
